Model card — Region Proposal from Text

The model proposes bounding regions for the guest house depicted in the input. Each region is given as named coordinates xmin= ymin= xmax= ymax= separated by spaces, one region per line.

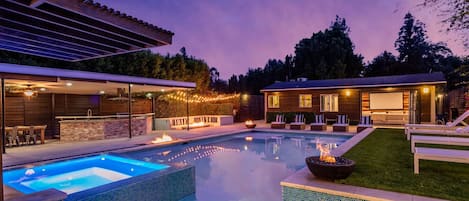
xmin=261 ymin=73 xmax=446 ymax=125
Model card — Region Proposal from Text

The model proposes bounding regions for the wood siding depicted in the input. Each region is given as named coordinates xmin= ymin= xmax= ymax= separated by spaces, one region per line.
xmin=264 ymin=85 xmax=436 ymax=123
xmin=1 ymin=93 xmax=152 ymax=138
xmin=265 ymin=89 xmax=361 ymax=121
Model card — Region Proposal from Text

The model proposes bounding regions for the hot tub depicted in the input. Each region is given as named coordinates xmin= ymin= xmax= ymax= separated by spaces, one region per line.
xmin=4 ymin=155 xmax=170 ymax=195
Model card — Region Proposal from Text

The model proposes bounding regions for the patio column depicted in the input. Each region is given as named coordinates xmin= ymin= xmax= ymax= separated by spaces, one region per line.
xmin=1 ymin=77 xmax=5 ymax=154
xmin=128 ymin=83 xmax=132 ymax=139
xmin=1 ymin=77 xmax=5 ymax=201
xmin=186 ymin=89 xmax=189 ymax=131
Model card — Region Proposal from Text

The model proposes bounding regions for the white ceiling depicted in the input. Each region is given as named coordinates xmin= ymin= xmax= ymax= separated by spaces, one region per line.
xmin=5 ymin=79 xmax=189 ymax=95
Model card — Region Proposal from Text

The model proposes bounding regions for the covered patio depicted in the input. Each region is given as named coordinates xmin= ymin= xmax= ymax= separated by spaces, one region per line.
xmin=0 ymin=62 xmax=195 ymax=150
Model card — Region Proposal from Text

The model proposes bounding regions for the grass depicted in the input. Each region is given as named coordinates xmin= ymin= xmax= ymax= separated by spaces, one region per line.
xmin=336 ymin=128 xmax=469 ymax=201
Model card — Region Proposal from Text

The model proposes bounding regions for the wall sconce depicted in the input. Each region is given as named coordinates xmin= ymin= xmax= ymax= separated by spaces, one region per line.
xmin=437 ymin=94 xmax=443 ymax=99
xmin=242 ymin=94 xmax=249 ymax=101
xmin=345 ymin=90 xmax=351 ymax=96
xmin=423 ymin=87 xmax=429 ymax=94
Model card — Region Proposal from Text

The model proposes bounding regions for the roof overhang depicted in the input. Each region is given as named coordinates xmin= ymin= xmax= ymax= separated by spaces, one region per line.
xmin=0 ymin=63 xmax=195 ymax=95
xmin=260 ymin=81 xmax=447 ymax=92
xmin=0 ymin=0 xmax=174 ymax=61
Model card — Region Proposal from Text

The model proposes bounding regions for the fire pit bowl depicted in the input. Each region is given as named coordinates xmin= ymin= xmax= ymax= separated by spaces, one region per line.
xmin=305 ymin=156 xmax=355 ymax=180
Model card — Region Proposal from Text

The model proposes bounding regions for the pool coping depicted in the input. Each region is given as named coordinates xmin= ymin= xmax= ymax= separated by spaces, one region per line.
xmin=280 ymin=128 xmax=448 ymax=201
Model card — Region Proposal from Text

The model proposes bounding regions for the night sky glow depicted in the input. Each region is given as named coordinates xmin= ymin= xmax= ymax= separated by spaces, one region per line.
xmin=97 ymin=0 xmax=467 ymax=79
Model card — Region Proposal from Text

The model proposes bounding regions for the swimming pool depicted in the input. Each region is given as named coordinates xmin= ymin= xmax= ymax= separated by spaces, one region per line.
xmin=121 ymin=131 xmax=350 ymax=201
xmin=3 ymin=154 xmax=170 ymax=195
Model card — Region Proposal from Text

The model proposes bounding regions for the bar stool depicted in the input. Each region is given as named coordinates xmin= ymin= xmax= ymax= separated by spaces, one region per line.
xmin=7 ymin=127 xmax=19 ymax=147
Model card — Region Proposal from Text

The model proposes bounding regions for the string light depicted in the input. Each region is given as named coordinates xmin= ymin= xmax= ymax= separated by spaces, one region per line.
xmin=164 ymin=92 xmax=240 ymax=103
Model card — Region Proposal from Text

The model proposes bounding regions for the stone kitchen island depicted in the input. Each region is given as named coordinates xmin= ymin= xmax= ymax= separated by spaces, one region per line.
xmin=57 ymin=113 xmax=154 ymax=141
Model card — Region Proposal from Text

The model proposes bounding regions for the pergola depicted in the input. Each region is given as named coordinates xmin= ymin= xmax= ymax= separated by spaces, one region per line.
xmin=0 ymin=0 xmax=185 ymax=199
xmin=0 ymin=0 xmax=173 ymax=61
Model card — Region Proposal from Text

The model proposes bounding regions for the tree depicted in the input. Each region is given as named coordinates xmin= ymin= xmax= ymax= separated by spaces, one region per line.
xmin=0 ymin=47 xmax=213 ymax=92
xmin=394 ymin=13 xmax=452 ymax=73
xmin=294 ymin=16 xmax=364 ymax=80
xmin=363 ymin=51 xmax=399 ymax=76
xmin=420 ymin=0 xmax=469 ymax=49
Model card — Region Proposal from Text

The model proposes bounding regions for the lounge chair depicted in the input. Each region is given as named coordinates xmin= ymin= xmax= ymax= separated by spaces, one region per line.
xmin=290 ymin=114 xmax=305 ymax=130
xmin=411 ymin=135 xmax=469 ymax=153
xmin=357 ymin=115 xmax=372 ymax=133
xmin=311 ymin=114 xmax=326 ymax=131
xmin=332 ymin=114 xmax=349 ymax=132
xmin=271 ymin=114 xmax=286 ymax=129
xmin=414 ymin=147 xmax=469 ymax=174
xmin=405 ymin=110 xmax=469 ymax=137
xmin=406 ymin=125 xmax=469 ymax=140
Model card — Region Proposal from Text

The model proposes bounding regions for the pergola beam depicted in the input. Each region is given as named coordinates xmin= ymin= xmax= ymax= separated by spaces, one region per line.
xmin=2 ymin=0 xmax=150 ymax=48
xmin=0 ymin=26 xmax=110 ymax=55
xmin=1 ymin=7 xmax=134 ymax=51
xmin=0 ymin=0 xmax=174 ymax=61
xmin=0 ymin=33 xmax=97 ymax=57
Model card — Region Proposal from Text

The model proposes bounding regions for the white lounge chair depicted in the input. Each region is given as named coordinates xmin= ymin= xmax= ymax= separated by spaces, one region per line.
xmin=311 ymin=114 xmax=326 ymax=131
xmin=411 ymin=135 xmax=469 ymax=153
xmin=332 ymin=114 xmax=349 ymax=132
xmin=405 ymin=110 xmax=469 ymax=136
xmin=271 ymin=114 xmax=286 ymax=129
xmin=414 ymin=147 xmax=469 ymax=174
xmin=290 ymin=114 xmax=305 ymax=130
xmin=357 ymin=115 xmax=372 ymax=133
xmin=406 ymin=125 xmax=469 ymax=140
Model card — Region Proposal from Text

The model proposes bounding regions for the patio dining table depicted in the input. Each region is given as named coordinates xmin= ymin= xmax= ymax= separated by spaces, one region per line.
xmin=4 ymin=125 xmax=46 ymax=144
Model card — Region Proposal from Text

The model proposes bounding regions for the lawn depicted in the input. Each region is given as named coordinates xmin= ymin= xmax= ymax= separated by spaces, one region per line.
xmin=337 ymin=128 xmax=469 ymax=201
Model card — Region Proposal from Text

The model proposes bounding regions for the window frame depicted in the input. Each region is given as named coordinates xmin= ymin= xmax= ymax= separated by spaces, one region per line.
xmin=298 ymin=94 xmax=312 ymax=108
xmin=267 ymin=95 xmax=280 ymax=108
xmin=320 ymin=94 xmax=339 ymax=112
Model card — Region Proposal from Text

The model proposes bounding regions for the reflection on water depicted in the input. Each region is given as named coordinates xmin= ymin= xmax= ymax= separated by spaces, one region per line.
xmin=123 ymin=133 xmax=349 ymax=201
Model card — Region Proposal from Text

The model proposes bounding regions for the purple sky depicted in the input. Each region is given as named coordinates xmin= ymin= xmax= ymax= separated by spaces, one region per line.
xmin=97 ymin=0 xmax=467 ymax=79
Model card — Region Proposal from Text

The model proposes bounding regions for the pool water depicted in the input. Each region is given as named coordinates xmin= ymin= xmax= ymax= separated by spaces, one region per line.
xmin=121 ymin=132 xmax=350 ymax=201
xmin=3 ymin=155 xmax=169 ymax=194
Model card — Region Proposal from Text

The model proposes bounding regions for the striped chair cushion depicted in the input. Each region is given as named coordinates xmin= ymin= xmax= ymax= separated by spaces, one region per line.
xmin=275 ymin=114 xmax=284 ymax=123
xmin=360 ymin=116 xmax=372 ymax=125
xmin=337 ymin=115 xmax=348 ymax=124
xmin=315 ymin=114 xmax=324 ymax=124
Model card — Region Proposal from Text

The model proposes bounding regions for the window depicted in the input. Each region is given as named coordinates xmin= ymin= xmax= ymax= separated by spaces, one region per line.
xmin=268 ymin=95 xmax=280 ymax=108
xmin=320 ymin=94 xmax=339 ymax=112
xmin=299 ymin=94 xmax=312 ymax=108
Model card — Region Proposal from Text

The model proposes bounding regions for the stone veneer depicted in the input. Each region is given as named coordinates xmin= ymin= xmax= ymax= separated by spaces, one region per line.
xmin=282 ymin=186 xmax=363 ymax=201
xmin=60 ymin=117 xmax=151 ymax=141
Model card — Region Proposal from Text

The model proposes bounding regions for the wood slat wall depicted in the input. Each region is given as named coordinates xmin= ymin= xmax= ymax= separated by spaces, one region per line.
xmin=1 ymin=93 xmax=152 ymax=138
xmin=100 ymin=98 xmax=152 ymax=115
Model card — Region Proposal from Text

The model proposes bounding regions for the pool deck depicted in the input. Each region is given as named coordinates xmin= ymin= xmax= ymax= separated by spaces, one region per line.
xmin=5 ymin=121 xmax=423 ymax=201
xmin=2 ymin=121 xmax=358 ymax=168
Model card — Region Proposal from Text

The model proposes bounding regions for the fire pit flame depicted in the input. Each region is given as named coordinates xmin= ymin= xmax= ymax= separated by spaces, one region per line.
xmin=316 ymin=140 xmax=336 ymax=163
xmin=151 ymin=133 xmax=173 ymax=144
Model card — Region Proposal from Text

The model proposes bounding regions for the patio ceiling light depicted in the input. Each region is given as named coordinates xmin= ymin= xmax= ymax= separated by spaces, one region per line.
xmin=24 ymin=90 xmax=34 ymax=97
xmin=99 ymin=90 xmax=105 ymax=94
xmin=66 ymin=82 xmax=73 ymax=87
xmin=39 ymin=87 xmax=46 ymax=91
